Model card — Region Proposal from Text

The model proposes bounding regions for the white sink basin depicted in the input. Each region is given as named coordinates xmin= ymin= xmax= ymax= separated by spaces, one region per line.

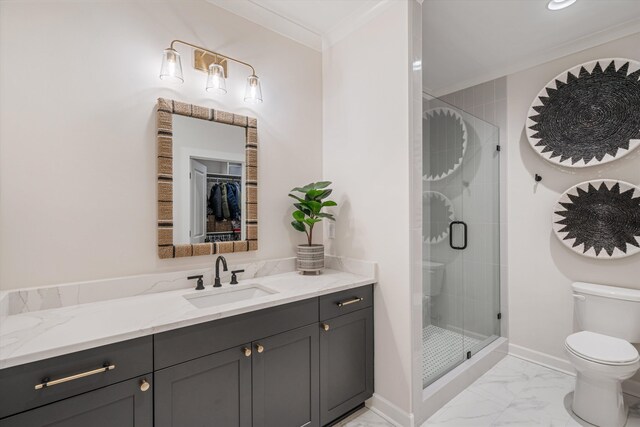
xmin=183 ymin=284 xmax=277 ymax=309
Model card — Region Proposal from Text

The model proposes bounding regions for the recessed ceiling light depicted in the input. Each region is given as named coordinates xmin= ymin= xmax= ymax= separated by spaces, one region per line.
xmin=547 ymin=0 xmax=577 ymax=11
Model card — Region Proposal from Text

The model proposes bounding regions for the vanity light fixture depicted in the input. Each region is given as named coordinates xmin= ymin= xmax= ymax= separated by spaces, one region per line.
xmin=547 ymin=0 xmax=577 ymax=10
xmin=244 ymin=75 xmax=263 ymax=104
xmin=160 ymin=40 xmax=262 ymax=103
xmin=159 ymin=48 xmax=184 ymax=83
xmin=206 ymin=63 xmax=227 ymax=94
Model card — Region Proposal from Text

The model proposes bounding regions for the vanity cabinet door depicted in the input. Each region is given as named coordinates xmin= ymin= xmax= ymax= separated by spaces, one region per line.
xmin=0 ymin=376 xmax=152 ymax=427
xmin=252 ymin=324 xmax=320 ymax=427
xmin=319 ymin=307 xmax=374 ymax=426
xmin=154 ymin=345 xmax=252 ymax=427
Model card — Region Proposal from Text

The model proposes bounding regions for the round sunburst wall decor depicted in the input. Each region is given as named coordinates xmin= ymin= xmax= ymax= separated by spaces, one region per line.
xmin=423 ymin=107 xmax=468 ymax=181
xmin=423 ymin=191 xmax=455 ymax=244
xmin=527 ymin=58 xmax=640 ymax=167
xmin=553 ymin=180 xmax=640 ymax=259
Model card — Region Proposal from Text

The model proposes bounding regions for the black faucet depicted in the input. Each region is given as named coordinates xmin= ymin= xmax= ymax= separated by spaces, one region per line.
xmin=214 ymin=256 xmax=228 ymax=287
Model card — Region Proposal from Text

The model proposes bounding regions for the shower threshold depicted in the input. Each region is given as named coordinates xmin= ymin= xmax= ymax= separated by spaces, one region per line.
xmin=417 ymin=335 xmax=508 ymax=423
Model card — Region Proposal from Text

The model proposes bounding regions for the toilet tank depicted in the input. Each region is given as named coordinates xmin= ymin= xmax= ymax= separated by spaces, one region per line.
xmin=572 ymin=282 xmax=640 ymax=343
xmin=423 ymin=261 xmax=445 ymax=297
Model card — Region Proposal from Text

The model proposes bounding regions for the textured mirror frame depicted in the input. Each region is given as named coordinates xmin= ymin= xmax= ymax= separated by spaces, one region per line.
xmin=156 ymin=98 xmax=258 ymax=259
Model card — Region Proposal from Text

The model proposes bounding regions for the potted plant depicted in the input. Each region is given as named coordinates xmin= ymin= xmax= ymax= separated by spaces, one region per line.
xmin=289 ymin=181 xmax=337 ymax=274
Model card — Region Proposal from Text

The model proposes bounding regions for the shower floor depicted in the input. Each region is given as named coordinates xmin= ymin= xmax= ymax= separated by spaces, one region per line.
xmin=422 ymin=324 xmax=482 ymax=386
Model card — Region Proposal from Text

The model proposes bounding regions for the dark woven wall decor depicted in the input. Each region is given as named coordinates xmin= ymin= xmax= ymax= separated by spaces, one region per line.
xmin=423 ymin=107 xmax=467 ymax=181
xmin=527 ymin=58 xmax=640 ymax=167
xmin=423 ymin=191 xmax=455 ymax=244
xmin=553 ymin=180 xmax=640 ymax=259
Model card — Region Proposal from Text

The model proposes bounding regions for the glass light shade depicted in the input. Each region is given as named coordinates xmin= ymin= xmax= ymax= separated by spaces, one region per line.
xmin=547 ymin=0 xmax=577 ymax=10
xmin=159 ymin=48 xmax=184 ymax=83
xmin=244 ymin=75 xmax=263 ymax=104
xmin=206 ymin=63 xmax=227 ymax=94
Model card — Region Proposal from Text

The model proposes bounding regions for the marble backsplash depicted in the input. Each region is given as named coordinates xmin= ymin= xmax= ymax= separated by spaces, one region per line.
xmin=0 ymin=255 xmax=375 ymax=316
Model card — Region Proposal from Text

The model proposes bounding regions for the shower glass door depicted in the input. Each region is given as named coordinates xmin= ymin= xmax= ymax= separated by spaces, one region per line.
xmin=421 ymin=93 xmax=500 ymax=387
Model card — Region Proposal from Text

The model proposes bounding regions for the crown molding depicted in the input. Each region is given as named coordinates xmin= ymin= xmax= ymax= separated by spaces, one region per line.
xmin=206 ymin=0 xmax=390 ymax=52
xmin=321 ymin=0 xmax=392 ymax=50
xmin=206 ymin=0 xmax=323 ymax=51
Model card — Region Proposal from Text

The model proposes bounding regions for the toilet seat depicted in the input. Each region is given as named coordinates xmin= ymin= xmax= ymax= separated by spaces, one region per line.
xmin=565 ymin=331 xmax=639 ymax=366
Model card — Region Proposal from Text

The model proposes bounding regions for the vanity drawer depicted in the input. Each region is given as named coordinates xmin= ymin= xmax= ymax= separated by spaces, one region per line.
xmin=319 ymin=284 xmax=373 ymax=320
xmin=154 ymin=297 xmax=319 ymax=369
xmin=0 ymin=336 xmax=152 ymax=419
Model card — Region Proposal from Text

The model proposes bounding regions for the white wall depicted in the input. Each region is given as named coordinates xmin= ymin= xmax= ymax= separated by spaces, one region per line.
xmin=0 ymin=1 xmax=322 ymax=290
xmin=323 ymin=1 xmax=413 ymax=419
xmin=506 ymin=32 xmax=640 ymax=383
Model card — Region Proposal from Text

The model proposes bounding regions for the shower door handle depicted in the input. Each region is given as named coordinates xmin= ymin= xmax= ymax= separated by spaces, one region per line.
xmin=449 ymin=221 xmax=467 ymax=250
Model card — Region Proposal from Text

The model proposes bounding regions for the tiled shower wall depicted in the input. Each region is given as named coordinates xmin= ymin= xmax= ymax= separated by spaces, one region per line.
xmin=440 ymin=77 xmax=507 ymax=156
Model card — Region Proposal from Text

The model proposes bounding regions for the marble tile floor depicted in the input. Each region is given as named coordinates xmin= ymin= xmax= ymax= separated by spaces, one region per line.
xmin=338 ymin=355 xmax=640 ymax=427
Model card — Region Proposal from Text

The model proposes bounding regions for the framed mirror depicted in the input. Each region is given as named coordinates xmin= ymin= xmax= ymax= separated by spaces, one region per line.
xmin=156 ymin=98 xmax=258 ymax=258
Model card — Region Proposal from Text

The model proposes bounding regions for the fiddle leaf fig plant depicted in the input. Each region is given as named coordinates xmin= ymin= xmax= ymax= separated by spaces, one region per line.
xmin=289 ymin=181 xmax=337 ymax=246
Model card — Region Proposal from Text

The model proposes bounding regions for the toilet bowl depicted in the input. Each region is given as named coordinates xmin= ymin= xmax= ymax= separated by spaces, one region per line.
xmin=566 ymin=282 xmax=640 ymax=427
xmin=565 ymin=331 xmax=639 ymax=427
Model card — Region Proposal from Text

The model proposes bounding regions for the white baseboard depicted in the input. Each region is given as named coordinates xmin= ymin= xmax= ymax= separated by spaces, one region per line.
xmin=508 ymin=343 xmax=640 ymax=398
xmin=508 ymin=343 xmax=576 ymax=376
xmin=367 ymin=393 xmax=414 ymax=427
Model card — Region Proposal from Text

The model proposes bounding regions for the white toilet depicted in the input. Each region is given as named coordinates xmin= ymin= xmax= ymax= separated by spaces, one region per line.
xmin=422 ymin=261 xmax=445 ymax=325
xmin=565 ymin=282 xmax=640 ymax=427
xmin=423 ymin=261 xmax=445 ymax=298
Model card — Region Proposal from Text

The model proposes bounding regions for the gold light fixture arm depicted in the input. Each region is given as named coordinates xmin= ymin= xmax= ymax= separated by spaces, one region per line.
xmin=170 ymin=39 xmax=257 ymax=76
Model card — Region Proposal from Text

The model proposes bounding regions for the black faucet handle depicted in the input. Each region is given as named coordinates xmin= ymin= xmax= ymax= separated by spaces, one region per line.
xmin=230 ymin=270 xmax=245 ymax=285
xmin=188 ymin=275 xmax=205 ymax=290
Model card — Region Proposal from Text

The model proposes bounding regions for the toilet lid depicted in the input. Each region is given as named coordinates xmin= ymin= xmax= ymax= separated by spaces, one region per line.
xmin=566 ymin=331 xmax=639 ymax=365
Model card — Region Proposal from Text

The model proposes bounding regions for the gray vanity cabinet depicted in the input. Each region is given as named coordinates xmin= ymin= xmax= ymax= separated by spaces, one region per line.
xmin=154 ymin=345 xmax=252 ymax=427
xmin=0 ymin=376 xmax=152 ymax=427
xmin=252 ymin=324 xmax=320 ymax=427
xmin=318 ymin=286 xmax=374 ymax=426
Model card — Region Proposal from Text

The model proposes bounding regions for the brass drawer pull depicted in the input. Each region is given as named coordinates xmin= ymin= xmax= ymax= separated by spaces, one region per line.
xmin=256 ymin=344 xmax=264 ymax=353
xmin=337 ymin=297 xmax=364 ymax=307
xmin=243 ymin=347 xmax=252 ymax=357
xmin=140 ymin=379 xmax=150 ymax=392
xmin=321 ymin=323 xmax=330 ymax=331
xmin=35 ymin=363 xmax=116 ymax=390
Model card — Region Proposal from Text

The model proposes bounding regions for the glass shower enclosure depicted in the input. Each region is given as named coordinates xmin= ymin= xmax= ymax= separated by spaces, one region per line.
xmin=421 ymin=93 xmax=501 ymax=387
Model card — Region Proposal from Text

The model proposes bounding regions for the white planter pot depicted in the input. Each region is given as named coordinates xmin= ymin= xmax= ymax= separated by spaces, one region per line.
xmin=296 ymin=244 xmax=325 ymax=275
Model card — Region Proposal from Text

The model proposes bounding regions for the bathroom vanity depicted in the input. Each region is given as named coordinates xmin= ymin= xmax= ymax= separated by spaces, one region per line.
xmin=0 ymin=268 xmax=374 ymax=427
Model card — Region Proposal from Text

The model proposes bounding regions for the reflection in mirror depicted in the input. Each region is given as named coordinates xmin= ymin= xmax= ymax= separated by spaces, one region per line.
xmin=172 ymin=115 xmax=246 ymax=245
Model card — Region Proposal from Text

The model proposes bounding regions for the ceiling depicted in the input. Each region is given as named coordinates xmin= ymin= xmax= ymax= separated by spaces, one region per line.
xmin=207 ymin=0 xmax=640 ymax=94
xmin=423 ymin=0 xmax=640 ymax=95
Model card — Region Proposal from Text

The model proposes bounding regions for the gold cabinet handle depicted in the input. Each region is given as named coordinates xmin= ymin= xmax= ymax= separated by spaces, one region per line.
xmin=35 ymin=363 xmax=116 ymax=390
xmin=256 ymin=344 xmax=264 ymax=353
xmin=140 ymin=379 xmax=150 ymax=392
xmin=243 ymin=347 xmax=252 ymax=357
xmin=337 ymin=297 xmax=364 ymax=307
xmin=321 ymin=323 xmax=330 ymax=331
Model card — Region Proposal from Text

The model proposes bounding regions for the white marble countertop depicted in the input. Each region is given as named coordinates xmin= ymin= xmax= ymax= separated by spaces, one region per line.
xmin=0 ymin=268 xmax=375 ymax=370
